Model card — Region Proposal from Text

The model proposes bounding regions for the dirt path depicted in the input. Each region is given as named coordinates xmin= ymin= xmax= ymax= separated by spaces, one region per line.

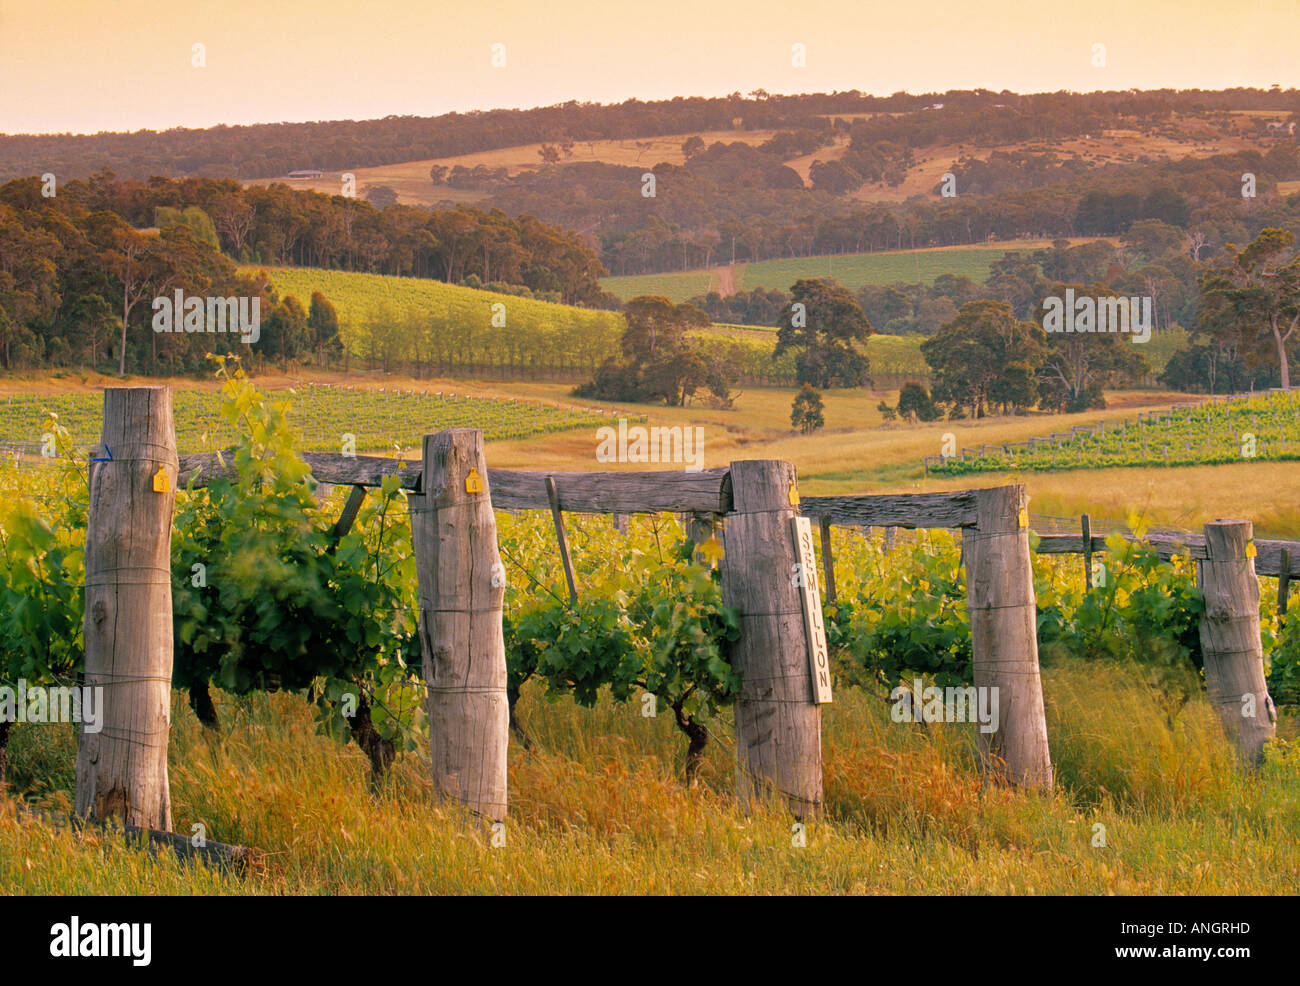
xmin=710 ymin=264 xmax=736 ymax=298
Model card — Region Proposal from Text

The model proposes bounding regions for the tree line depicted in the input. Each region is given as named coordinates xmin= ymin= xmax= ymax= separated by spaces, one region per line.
xmin=893 ymin=225 xmax=1300 ymax=417
xmin=6 ymin=87 xmax=1296 ymax=183
xmin=0 ymin=170 xmax=627 ymax=373
xmin=55 ymin=172 xmax=611 ymax=305
xmin=493 ymin=142 xmax=1300 ymax=277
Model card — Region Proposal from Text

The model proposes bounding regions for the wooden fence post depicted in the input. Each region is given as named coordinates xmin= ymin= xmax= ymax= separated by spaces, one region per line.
xmin=409 ymin=429 xmax=508 ymax=820
xmin=75 ymin=387 xmax=177 ymax=830
xmin=964 ymin=485 xmax=1053 ymax=789
xmin=720 ymin=460 xmax=822 ymax=816
xmin=1199 ymin=520 xmax=1277 ymax=766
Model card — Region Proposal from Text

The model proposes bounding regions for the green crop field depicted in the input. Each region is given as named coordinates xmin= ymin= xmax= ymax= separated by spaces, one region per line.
xmin=601 ymin=270 xmax=716 ymax=303
xmin=932 ymin=389 xmax=1300 ymax=476
xmin=251 ymin=267 xmax=625 ymax=373
xmin=0 ymin=384 xmax=610 ymax=457
xmin=691 ymin=326 xmax=929 ymax=384
xmin=602 ymin=246 xmax=1014 ymax=302
xmin=698 ymin=327 xmax=925 ymax=379
xmin=740 ymin=247 xmax=1006 ymax=292
xmin=252 ymin=268 xmax=1181 ymax=387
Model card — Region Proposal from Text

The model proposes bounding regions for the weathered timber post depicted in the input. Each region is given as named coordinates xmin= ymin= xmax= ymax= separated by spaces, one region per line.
xmin=1199 ymin=520 xmax=1276 ymax=766
xmin=409 ymin=429 xmax=508 ymax=820
xmin=721 ymin=460 xmax=822 ymax=816
xmin=75 ymin=387 xmax=177 ymax=830
xmin=964 ymin=485 xmax=1053 ymax=789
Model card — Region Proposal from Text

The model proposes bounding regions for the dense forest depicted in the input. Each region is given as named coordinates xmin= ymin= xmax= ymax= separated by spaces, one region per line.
xmin=491 ymin=143 xmax=1300 ymax=275
xmin=0 ymin=172 xmax=612 ymax=374
xmin=24 ymin=173 xmax=610 ymax=303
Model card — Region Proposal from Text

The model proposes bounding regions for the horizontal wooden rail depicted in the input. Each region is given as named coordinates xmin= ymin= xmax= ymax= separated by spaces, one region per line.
xmin=491 ymin=467 xmax=731 ymax=514
xmin=1033 ymin=531 xmax=1300 ymax=577
xmin=12 ymin=804 xmax=262 ymax=874
xmin=178 ymin=449 xmax=733 ymax=514
xmin=174 ymin=451 xmax=1300 ymax=569
xmin=800 ymin=490 xmax=980 ymax=529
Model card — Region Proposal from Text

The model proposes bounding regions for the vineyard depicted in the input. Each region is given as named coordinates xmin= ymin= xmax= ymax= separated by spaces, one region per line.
xmin=600 ymin=244 xmax=1019 ymax=302
xmin=256 ymin=266 xmax=624 ymax=375
xmin=258 ymin=266 xmax=926 ymax=387
xmin=2 ymin=373 xmax=1299 ymax=896
xmin=0 ymin=383 xmax=612 ymax=457
xmin=929 ymin=390 xmax=1300 ymax=475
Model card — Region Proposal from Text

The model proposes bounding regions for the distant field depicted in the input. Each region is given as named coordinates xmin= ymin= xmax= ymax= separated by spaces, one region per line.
xmin=701 ymin=324 xmax=930 ymax=376
xmin=602 ymin=240 xmax=1098 ymax=300
xmin=251 ymin=266 xmax=624 ymax=372
xmin=244 ymin=128 xmax=783 ymax=208
xmin=0 ymin=385 xmax=608 ymax=456
xmin=932 ymin=389 xmax=1300 ymax=477
xmin=601 ymin=270 xmax=717 ymax=303
xmin=253 ymin=266 xmax=1184 ymax=385
xmin=740 ymin=246 xmax=1006 ymax=292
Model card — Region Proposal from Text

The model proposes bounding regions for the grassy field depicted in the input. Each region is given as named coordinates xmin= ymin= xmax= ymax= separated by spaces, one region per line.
xmin=740 ymin=245 xmax=1009 ymax=291
xmin=695 ymin=325 xmax=929 ymax=379
xmin=3 ymin=660 xmax=1297 ymax=894
xmin=0 ymin=384 xmax=613 ymax=455
xmin=601 ymin=269 xmax=719 ymax=303
xmin=602 ymin=240 xmax=1104 ymax=301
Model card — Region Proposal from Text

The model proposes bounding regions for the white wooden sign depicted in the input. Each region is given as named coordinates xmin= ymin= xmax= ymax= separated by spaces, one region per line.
xmin=790 ymin=516 xmax=833 ymax=704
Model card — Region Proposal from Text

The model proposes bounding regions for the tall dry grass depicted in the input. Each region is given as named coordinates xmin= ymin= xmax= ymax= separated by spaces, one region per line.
xmin=3 ymin=661 xmax=1297 ymax=895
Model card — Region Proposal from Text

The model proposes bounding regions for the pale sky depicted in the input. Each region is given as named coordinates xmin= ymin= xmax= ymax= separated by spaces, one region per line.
xmin=1 ymin=0 xmax=1295 ymax=135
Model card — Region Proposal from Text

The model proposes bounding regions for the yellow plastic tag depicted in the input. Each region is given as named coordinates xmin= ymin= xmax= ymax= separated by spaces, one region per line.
xmin=152 ymin=467 xmax=171 ymax=493
xmin=1246 ymin=541 xmax=1257 ymax=558
xmin=787 ymin=481 xmax=800 ymax=506
xmin=1018 ymin=507 xmax=1029 ymax=528
xmin=698 ymin=535 xmax=725 ymax=566
xmin=465 ymin=467 xmax=484 ymax=494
